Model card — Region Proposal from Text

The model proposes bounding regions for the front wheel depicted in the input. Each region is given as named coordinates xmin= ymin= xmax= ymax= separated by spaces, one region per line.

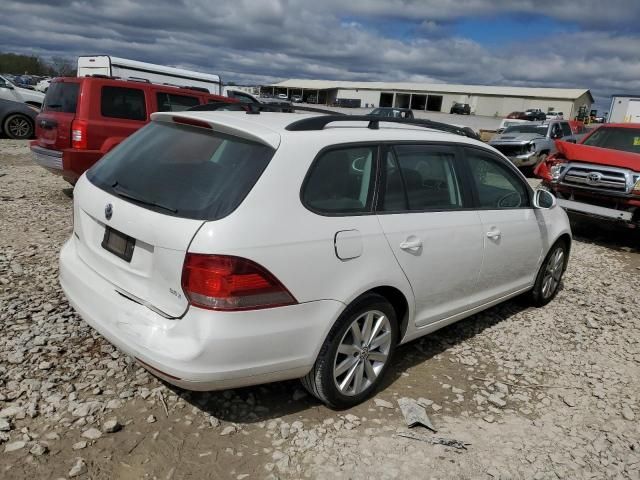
xmin=3 ymin=114 xmax=33 ymax=140
xmin=301 ymin=293 xmax=398 ymax=409
xmin=527 ymin=240 xmax=568 ymax=306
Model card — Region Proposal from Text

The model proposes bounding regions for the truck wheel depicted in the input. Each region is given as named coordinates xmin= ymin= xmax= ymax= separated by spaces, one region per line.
xmin=3 ymin=114 xmax=34 ymax=140
xmin=301 ymin=293 xmax=398 ymax=409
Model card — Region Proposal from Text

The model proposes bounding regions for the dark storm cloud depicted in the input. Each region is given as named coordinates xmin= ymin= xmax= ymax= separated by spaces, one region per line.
xmin=2 ymin=0 xmax=639 ymax=107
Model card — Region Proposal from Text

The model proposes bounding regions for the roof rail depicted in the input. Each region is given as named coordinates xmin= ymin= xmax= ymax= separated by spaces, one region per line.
xmin=84 ymin=74 xmax=120 ymax=79
xmin=285 ymin=115 xmax=479 ymax=138
xmin=180 ymin=85 xmax=210 ymax=93
xmin=127 ymin=76 xmax=151 ymax=83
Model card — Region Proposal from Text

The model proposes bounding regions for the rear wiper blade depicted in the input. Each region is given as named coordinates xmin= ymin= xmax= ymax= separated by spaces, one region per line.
xmin=111 ymin=181 xmax=177 ymax=214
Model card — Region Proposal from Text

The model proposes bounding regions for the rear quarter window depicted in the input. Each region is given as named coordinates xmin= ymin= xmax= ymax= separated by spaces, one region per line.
xmin=302 ymin=146 xmax=376 ymax=215
xmin=101 ymin=86 xmax=147 ymax=121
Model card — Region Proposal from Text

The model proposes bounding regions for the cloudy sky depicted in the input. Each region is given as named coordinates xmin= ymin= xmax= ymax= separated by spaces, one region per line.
xmin=3 ymin=0 xmax=640 ymax=109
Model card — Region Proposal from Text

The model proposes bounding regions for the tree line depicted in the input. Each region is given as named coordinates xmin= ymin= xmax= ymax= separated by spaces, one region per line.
xmin=0 ymin=52 xmax=75 ymax=76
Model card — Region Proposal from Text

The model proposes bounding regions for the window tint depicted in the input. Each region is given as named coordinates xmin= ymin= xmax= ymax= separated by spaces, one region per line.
xmin=43 ymin=82 xmax=79 ymax=113
xmin=87 ymin=122 xmax=274 ymax=220
xmin=381 ymin=145 xmax=463 ymax=211
xmin=560 ymin=122 xmax=572 ymax=136
xmin=466 ymin=150 xmax=530 ymax=209
xmin=101 ymin=86 xmax=146 ymax=120
xmin=303 ymin=146 xmax=376 ymax=214
xmin=156 ymin=93 xmax=200 ymax=112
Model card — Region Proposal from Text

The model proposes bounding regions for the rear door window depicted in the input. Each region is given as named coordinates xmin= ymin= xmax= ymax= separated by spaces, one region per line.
xmin=302 ymin=146 xmax=376 ymax=215
xmin=87 ymin=121 xmax=274 ymax=220
xmin=101 ymin=86 xmax=146 ymax=121
xmin=43 ymin=82 xmax=79 ymax=113
xmin=380 ymin=145 xmax=464 ymax=212
xmin=156 ymin=92 xmax=201 ymax=112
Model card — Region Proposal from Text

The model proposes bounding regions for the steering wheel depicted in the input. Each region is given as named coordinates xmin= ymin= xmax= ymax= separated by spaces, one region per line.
xmin=351 ymin=156 xmax=368 ymax=172
xmin=497 ymin=191 xmax=522 ymax=208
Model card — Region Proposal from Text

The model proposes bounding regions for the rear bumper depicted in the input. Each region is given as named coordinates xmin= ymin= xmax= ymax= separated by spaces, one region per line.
xmin=557 ymin=198 xmax=635 ymax=223
xmin=30 ymin=142 xmax=103 ymax=182
xmin=59 ymin=237 xmax=344 ymax=390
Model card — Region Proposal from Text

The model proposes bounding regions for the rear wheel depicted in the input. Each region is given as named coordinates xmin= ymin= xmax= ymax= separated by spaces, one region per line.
xmin=527 ymin=240 xmax=568 ymax=306
xmin=302 ymin=293 xmax=398 ymax=409
xmin=3 ymin=114 xmax=33 ymax=140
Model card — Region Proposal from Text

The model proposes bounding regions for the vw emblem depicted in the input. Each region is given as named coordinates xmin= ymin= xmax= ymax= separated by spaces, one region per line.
xmin=105 ymin=203 xmax=113 ymax=221
xmin=586 ymin=172 xmax=602 ymax=185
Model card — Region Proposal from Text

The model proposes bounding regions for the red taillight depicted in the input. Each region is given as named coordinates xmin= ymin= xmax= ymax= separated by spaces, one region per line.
xmin=181 ymin=254 xmax=297 ymax=311
xmin=71 ymin=119 xmax=88 ymax=149
xmin=172 ymin=116 xmax=212 ymax=129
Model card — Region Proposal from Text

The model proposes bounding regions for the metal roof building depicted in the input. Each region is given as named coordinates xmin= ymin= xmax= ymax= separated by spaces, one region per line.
xmin=264 ymin=79 xmax=593 ymax=118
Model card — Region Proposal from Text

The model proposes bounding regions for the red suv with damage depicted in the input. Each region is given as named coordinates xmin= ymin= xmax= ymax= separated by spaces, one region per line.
xmin=30 ymin=76 xmax=235 ymax=184
xmin=535 ymin=123 xmax=640 ymax=228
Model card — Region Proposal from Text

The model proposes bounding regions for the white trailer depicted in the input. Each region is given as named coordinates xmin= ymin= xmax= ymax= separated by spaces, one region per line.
xmin=77 ymin=56 xmax=222 ymax=94
xmin=608 ymin=95 xmax=640 ymax=123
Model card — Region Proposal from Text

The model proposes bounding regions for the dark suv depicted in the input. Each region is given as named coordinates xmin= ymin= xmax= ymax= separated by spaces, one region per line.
xmin=30 ymin=76 xmax=235 ymax=184
xmin=450 ymin=103 xmax=471 ymax=115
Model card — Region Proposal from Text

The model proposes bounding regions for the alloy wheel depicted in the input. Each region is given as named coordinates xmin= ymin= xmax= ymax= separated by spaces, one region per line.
xmin=541 ymin=247 xmax=564 ymax=299
xmin=333 ymin=310 xmax=392 ymax=396
xmin=7 ymin=116 xmax=31 ymax=139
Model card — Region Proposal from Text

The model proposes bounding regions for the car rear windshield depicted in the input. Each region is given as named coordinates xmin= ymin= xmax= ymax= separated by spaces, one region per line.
xmin=582 ymin=127 xmax=640 ymax=154
xmin=87 ymin=121 xmax=275 ymax=220
xmin=43 ymin=82 xmax=79 ymax=113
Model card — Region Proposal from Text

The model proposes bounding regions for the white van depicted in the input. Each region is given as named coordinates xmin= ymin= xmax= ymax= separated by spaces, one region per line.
xmin=77 ymin=56 xmax=222 ymax=95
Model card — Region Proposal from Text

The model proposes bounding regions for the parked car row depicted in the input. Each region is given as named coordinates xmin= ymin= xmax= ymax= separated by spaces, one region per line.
xmin=0 ymin=74 xmax=45 ymax=107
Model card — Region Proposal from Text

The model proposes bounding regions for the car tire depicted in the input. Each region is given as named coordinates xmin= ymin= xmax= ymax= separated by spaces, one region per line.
xmin=3 ymin=114 xmax=34 ymax=140
xmin=527 ymin=239 xmax=568 ymax=307
xmin=301 ymin=293 xmax=398 ymax=409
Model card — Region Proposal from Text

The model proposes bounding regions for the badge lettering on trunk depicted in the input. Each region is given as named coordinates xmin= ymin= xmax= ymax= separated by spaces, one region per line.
xmin=105 ymin=203 xmax=113 ymax=220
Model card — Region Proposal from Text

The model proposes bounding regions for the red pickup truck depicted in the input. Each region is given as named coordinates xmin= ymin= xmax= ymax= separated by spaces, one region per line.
xmin=535 ymin=123 xmax=640 ymax=228
xmin=31 ymin=76 xmax=236 ymax=184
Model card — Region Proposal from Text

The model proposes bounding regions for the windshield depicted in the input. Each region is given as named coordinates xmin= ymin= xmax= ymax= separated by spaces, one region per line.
xmin=87 ymin=121 xmax=275 ymax=220
xmin=503 ymin=125 xmax=548 ymax=135
xmin=43 ymin=82 xmax=79 ymax=113
xmin=582 ymin=127 xmax=640 ymax=154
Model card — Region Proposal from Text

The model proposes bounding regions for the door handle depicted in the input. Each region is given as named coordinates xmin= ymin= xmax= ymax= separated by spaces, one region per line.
xmin=486 ymin=229 xmax=501 ymax=239
xmin=399 ymin=238 xmax=422 ymax=251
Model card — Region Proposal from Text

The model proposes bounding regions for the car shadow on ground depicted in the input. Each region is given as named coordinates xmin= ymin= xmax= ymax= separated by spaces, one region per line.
xmin=169 ymin=294 xmax=534 ymax=421
xmin=569 ymin=215 xmax=640 ymax=254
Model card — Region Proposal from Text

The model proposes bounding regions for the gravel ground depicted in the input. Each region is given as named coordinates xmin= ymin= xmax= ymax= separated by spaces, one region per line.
xmin=1 ymin=139 xmax=639 ymax=479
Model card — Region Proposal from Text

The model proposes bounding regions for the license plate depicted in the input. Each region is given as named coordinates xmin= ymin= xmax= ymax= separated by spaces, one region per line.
xmin=102 ymin=227 xmax=136 ymax=262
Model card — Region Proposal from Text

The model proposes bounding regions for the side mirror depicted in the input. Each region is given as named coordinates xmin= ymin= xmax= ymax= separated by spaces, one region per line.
xmin=534 ymin=189 xmax=557 ymax=209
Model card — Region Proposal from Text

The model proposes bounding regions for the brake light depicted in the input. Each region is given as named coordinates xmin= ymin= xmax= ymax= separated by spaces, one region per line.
xmin=171 ymin=116 xmax=212 ymax=129
xmin=71 ymin=119 xmax=88 ymax=149
xmin=181 ymin=254 xmax=296 ymax=311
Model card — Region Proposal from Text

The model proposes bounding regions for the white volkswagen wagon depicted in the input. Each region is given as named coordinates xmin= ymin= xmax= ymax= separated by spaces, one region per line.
xmin=60 ymin=111 xmax=571 ymax=408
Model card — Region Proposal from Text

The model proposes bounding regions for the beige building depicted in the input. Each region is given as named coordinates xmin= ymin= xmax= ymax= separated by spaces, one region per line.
xmin=264 ymin=79 xmax=593 ymax=118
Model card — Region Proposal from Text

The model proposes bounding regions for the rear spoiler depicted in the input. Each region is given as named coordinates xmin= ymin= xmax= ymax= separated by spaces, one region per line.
xmin=150 ymin=111 xmax=281 ymax=149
